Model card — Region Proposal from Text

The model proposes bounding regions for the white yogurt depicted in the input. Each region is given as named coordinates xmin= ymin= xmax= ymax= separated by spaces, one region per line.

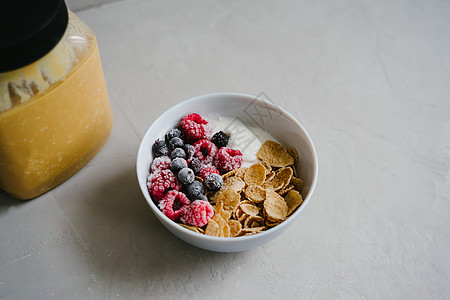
xmin=206 ymin=114 xmax=278 ymax=167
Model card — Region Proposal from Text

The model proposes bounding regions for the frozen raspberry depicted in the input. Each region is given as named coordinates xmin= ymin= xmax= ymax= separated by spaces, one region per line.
xmin=188 ymin=157 xmax=202 ymax=175
xmin=181 ymin=113 xmax=210 ymax=142
xmin=180 ymin=200 xmax=214 ymax=227
xmin=147 ymin=169 xmax=181 ymax=202
xmin=150 ymin=156 xmax=171 ymax=173
xmin=198 ymin=164 xmax=220 ymax=180
xmin=165 ymin=128 xmax=182 ymax=142
xmin=159 ymin=190 xmax=191 ymax=221
xmin=214 ymin=147 xmax=243 ymax=174
xmin=204 ymin=173 xmax=223 ymax=192
xmin=193 ymin=139 xmax=218 ymax=165
xmin=152 ymin=139 xmax=169 ymax=157
xmin=211 ymin=131 xmax=229 ymax=148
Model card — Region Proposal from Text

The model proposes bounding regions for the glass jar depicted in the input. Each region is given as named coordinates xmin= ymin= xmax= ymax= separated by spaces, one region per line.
xmin=0 ymin=0 xmax=113 ymax=199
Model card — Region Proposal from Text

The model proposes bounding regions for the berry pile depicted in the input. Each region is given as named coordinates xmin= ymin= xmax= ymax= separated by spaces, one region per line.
xmin=147 ymin=113 xmax=242 ymax=228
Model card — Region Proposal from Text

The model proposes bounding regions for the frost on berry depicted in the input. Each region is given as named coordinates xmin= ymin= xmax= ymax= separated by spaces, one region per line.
xmin=198 ymin=164 xmax=220 ymax=180
xmin=159 ymin=190 xmax=191 ymax=221
xmin=188 ymin=157 xmax=202 ymax=174
xmin=147 ymin=169 xmax=181 ymax=202
xmin=193 ymin=139 xmax=218 ymax=165
xmin=150 ymin=156 xmax=171 ymax=173
xmin=204 ymin=173 xmax=223 ymax=192
xmin=152 ymin=139 xmax=169 ymax=157
xmin=181 ymin=113 xmax=211 ymax=142
xmin=180 ymin=200 xmax=214 ymax=227
xmin=214 ymin=147 xmax=243 ymax=174
xmin=211 ymin=131 xmax=229 ymax=148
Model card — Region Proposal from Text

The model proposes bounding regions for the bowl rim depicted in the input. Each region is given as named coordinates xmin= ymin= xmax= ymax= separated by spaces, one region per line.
xmin=136 ymin=92 xmax=318 ymax=242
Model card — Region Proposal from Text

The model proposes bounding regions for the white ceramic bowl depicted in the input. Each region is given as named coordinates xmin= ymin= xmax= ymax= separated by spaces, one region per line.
xmin=136 ymin=92 xmax=318 ymax=252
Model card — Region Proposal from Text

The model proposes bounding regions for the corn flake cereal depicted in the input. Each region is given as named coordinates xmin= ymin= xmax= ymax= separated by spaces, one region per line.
xmin=284 ymin=190 xmax=303 ymax=216
xmin=264 ymin=167 xmax=293 ymax=191
xmin=278 ymin=184 xmax=294 ymax=196
xmin=180 ymin=224 xmax=202 ymax=233
xmin=241 ymin=226 xmax=265 ymax=235
xmin=186 ymin=139 xmax=305 ymax=237
xmin=243 ymin=163 xmax=266 ymax=186
xmin=256 ymin=140 xmax=294 ymax=168
xmin=265 ymin=219 xmax=282 ymax=227
xmin=235 ymin=167 xmax=248 ymax=179
xmin=260 ymin=160 xmax=272 ymax=173
xmin=290 ymin=176 xmax=303 ymax=191
xmin=217 ymin=188 xmax=240 ymax=212
xmin=265 ymin=171 xmax=275 ymax=182
xmin=214 ymin=202 xmax=232 ymax=220
xmin=228 ymin=219 xmax=242 ymax=237
xmin=244 ymin=184 xmax=266 ymax=203
xmin=244 ymin=216 xmax=265 ymax=228
xmin=222 ymin=168 xmax=238 ymax=179
xmin=205 ymin=219 xmax=220 ymax=237
xmin=223 ymin=176 xmax=245 ymax=193
xmin=287 ymin=146 xmax=299 ymax=165
xmin=239 ymin=203 xmax=260 ymax=217
xmin=264 ymin=190 xmax=288 ymax=222
xmin=211 ymin=214 xmax=231 ymax=237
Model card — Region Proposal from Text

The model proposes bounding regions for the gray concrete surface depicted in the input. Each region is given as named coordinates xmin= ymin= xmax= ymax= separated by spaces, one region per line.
xmin=66 ymin=0 xmax=119 ymax=12
xmin=1 ymin=0 xmax=449 ymax=298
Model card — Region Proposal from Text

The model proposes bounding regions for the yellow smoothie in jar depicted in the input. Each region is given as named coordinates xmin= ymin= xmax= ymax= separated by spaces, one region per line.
xmin=0 ymin=42 xmax=113 ymax=199
xmin=0 ymin=8 xmax=113 ymax=199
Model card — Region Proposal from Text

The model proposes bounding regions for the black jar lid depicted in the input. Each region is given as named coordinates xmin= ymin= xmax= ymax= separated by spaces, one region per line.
xmin=0 ymin=0 xmax=69 ymax=73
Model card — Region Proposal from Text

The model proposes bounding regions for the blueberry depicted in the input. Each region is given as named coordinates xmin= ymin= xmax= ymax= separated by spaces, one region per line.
xmin=170 ymin=157 xmax=187 ymax=174
xmin=204 ymin=173 xmax=223 ymax=192
xmin=169 ymin=137 xmax=184 ymax=150
xmin=197 ymin=194 xmax=208 ymax=201
xmin=165 ymin=128 xmax=182 ymax=141
xmin=184 ymin=144 xmax=195 ymax=159
xmin=171 ymin=147 xmax=186 ymax=159
xmin=188 ymin=157 xmax=202 ymax=174
xmin=211 ymin=131 xmax=229 ymax=148
xmin=152 ymin=139 xmax=169 ymax=157
xmin=178 ymin=168 xmax=195 ymax=185
xmin=186 ymin=180 xmax=204 ymax=200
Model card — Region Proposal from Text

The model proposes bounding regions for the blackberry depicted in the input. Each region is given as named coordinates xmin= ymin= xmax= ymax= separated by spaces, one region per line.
xmin=184 ymin=144 xmax=195 ymax=159
xmin=178 ymin=168 xmax=195 ymax=185
xmin=204 ymin=173 xmax=223 ymax=192
xmin=171 ymin=147 xmax=186 ymax=159
xmin=152 ymin=139 xmax=169 ymax=157
xmin=169 ymin=137 xmax=184 ymax=150
xmin=185 ymin=180 xmax=204 ymax=200
xmin=170 ymin=157 xmax=187 ymax=174
xmin=211 ymin=131 xmax=229 ymax=148
xmin=165 ymin=128 xmax=182 ymax=141
xmin=188 ymin=157 xmax=202 ymax=174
